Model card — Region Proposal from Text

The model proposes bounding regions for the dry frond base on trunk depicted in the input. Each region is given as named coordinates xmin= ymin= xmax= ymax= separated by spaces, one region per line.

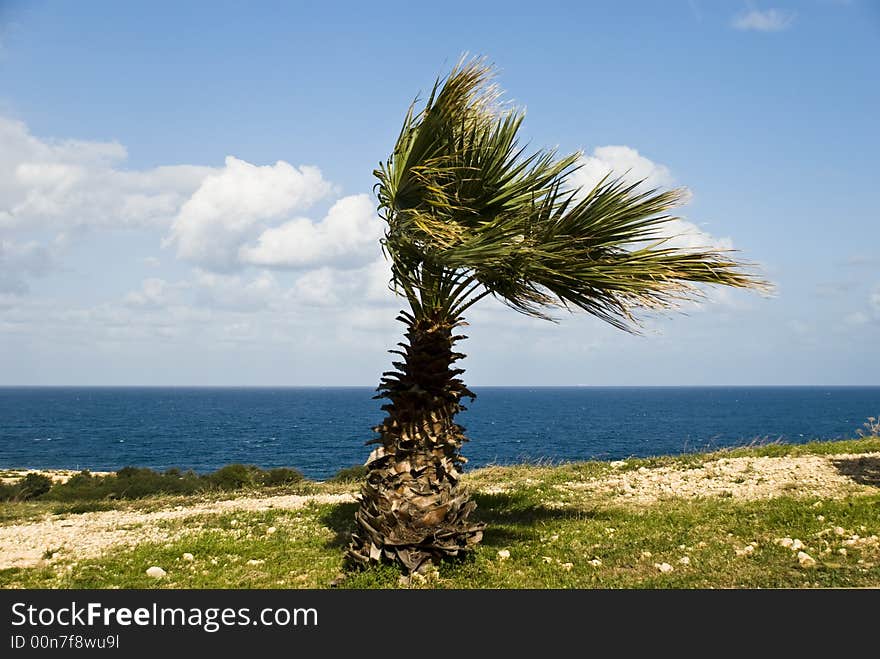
xmin=348 ymin=312 xmax=485 ymax=573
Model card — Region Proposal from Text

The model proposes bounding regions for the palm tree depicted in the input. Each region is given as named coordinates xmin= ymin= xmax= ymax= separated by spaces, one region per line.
xmin=348 ymin=57 xmax=769 ymax=573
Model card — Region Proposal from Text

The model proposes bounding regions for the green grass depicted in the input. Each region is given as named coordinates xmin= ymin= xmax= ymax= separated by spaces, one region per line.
xmin=1 ymin=437 xmax=878 ymax=589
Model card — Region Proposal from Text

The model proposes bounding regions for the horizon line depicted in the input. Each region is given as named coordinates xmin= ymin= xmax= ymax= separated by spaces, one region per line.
xmin=1 ymin=384 xmax=878 ymax=389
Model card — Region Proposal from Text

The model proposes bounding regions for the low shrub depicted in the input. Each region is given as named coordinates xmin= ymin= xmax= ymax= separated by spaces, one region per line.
xmin=0 ymin=473 xmax=54 ymax=501
xmin=329 ymin=464 xmax=368 ymax=483
xmin=264 ymin=467 xmax=304 ymax=486
xmin=41 ymin=463 xmax=308 ymax=501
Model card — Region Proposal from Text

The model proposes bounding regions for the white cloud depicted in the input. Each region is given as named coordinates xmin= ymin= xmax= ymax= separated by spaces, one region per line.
xmin=123 ymin=278 xmax=182 ymax=308
xmin=0 ymin=238 xmax=53 ymax=293
xmin=732 ymin=9 xmax=796 ymax=32
xmin=0 ymin=116 xmax=212 ymax=230
xmin=568 ymin=145 xmax=730 ymax=252
xmin=871 ymin=286 xmax=880 ymax=313
xmin=239 ymin=194 xmax=383 ymax=269
xmin=191 ymin=269 xmax=284 ymax=311
xmin=166 ymin=156 xmax=334 ymax=270
xmin=570 ymin=145 xmax=675 ymax=193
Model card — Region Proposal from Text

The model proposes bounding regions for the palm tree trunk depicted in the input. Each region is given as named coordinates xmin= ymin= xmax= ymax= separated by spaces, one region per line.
xmin=348 ymin=309 xmax=485 ymax=573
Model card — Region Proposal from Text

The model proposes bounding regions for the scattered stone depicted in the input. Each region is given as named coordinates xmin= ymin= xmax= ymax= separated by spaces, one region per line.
xmin=146 ymin=566 xmax=166 ymax=579
xmin=588 ymin=558 xmax=602 ymax=567
xmin=182 ymin=553 xmax=194 ymax=562
xmin=229 ymin=520 xmax=238 ymax=527
xmin=816 ymin=515 xmax=825 ymax=522
xmin=655 ymin=562 xmax=674 ymax=574
xmin=790 ymin=539 xmax=804 ymax=551
xmin=210 ymin=558 xmax=218 ymax=565
xmin=697 ymin=541 xmax=707 ymax=548
xmin=640 ymin=551 xmax=653 ymax=558
xmin=266 ymin=527 xmax=277 ymax=535
xmin=560 ymin=562 xmax=573 ymax=571
xmin=246 ymin=559 xmax=265 ymax=566
xmin=497 ymin=549 xmax=510 ymax=561
xmin=777 ymin=537 xmax=794 ymax=548
xmin=678 ymin=556 xmax=691 ymax=566
xmin=834 ymin=527 xmax=846 ymax=536
xmin=838 ymin=548 xmax=847 ymax=556
xmin=610 ymin=461 xmax=627 ymax=468
xmin=542 ymin=556 xmax=553 ymax=564
xmin=734 ymin=545 xmax=754 ymax=557
xmin=797 ymin=551 xmax=816 ymax=568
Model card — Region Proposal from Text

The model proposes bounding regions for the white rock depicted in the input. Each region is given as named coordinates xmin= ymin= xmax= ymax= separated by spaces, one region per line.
xmin=246 ymin=559 xmax=265 ymax=566
xmin=834 ymin=526 xmax=846 ymax=536
xmin=735 ymin=545 xmax=754 ymax=557
xmin=797 ymin=551 xmax=816 ymax=568
xmin=146 ymin=566 xmax=166 ymax=579
xmin=655 ymin=562 xmax=674 ymax=573
xmin=777 ymin=537 xmax=794 ymax=548
xmin=678 ymin=556 xmax=691 ymax=565
xmin=497 ymin=549 xmax=510 ymax=560
xmin=838 ymin=548 xmax=847 ymax=556
xmin=542 ymin=556 xmax=553 ymax=564
xmin=559 ymin=562 xmax=573 ymax=571
xmin=182 ymin=553 xmax=194 ymax=562
xmin=266 ymin=527 xmax=277 ymax=535
xmin=790 ymin=539 xmax=804 ymax=551
xmin=640 ymin=551 xmax=653 ymax=558
xmin=229 ymin=520 xmax=238 ymax=527
xmin=816 ymin=515 xmax=825 ymax=522
xmin=610 ymin=461 xmax=627 ymax=468
xmin=209 ymin=558 xmax=218 ymax=565
xmin=588 ymin=558 xmax=602 ymax=567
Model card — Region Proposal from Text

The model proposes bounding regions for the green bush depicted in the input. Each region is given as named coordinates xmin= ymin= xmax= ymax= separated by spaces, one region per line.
xmin=264 ymin=467 xmax=304 ymax=486
xmin=0 ymin=482 xmax=18 ymax=501
xmin=35 ymin=463 xmax=310 ymax=502
xmin=0 ymin=473 xmax=54 ymax=501
xmin=207 ymin=464 xmax=260 ymax=490
xmin=18 ymin=473 xmax=53 ymax=498
xmin=329 ymin=464 xmax=368 ymax=482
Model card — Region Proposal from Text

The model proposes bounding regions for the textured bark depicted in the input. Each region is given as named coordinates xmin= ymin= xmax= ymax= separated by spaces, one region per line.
xmin=348 ymin=309 xmax=485 ymax=573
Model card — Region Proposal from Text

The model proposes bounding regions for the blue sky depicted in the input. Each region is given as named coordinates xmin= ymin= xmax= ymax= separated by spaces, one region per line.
xmin=0 ymin=0 xmax=877 ymax=385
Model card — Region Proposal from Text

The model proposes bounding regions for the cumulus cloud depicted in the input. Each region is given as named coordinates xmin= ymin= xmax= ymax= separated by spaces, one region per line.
xmin=0 ymin=116 xmax=213 ymax=230
xmin=732 ymin=9 xmax=796 ymax=32
xmin=239 ymin=194 xmax=383 ymax=269
xmin=166 ymin=156 xmax=334 ymax=270
xmin=569 ymin=145 xmax=676 ymax=192
xmin=568 ymin=145 xmax=731 ymax=252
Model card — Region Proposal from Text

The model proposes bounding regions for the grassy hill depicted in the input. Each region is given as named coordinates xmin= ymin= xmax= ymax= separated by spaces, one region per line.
xmin=1 ymin=437 xmax=878 ymax=589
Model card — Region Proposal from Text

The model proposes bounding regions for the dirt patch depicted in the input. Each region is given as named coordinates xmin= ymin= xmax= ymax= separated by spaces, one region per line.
xmin=556 ymin=452 xmax=880 ymax=505
xmin=0 ymin=493 xmax=354 ymax=569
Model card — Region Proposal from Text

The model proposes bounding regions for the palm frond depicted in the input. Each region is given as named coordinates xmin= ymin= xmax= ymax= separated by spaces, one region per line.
xmin=375 ymin=57 xmax=770 ymax=329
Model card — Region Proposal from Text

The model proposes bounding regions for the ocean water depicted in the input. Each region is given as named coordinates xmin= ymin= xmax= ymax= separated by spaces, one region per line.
xmin=0 ymin=386 xmax=877 ymax=480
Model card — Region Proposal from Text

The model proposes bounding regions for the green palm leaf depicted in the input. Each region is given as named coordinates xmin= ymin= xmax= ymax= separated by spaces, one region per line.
xmin=375 ymin=56 xmax=769 ymax=328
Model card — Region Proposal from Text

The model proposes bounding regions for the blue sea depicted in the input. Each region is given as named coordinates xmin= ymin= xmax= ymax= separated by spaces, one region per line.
xmin=0 ymin=387 xmax=877 ymax=480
